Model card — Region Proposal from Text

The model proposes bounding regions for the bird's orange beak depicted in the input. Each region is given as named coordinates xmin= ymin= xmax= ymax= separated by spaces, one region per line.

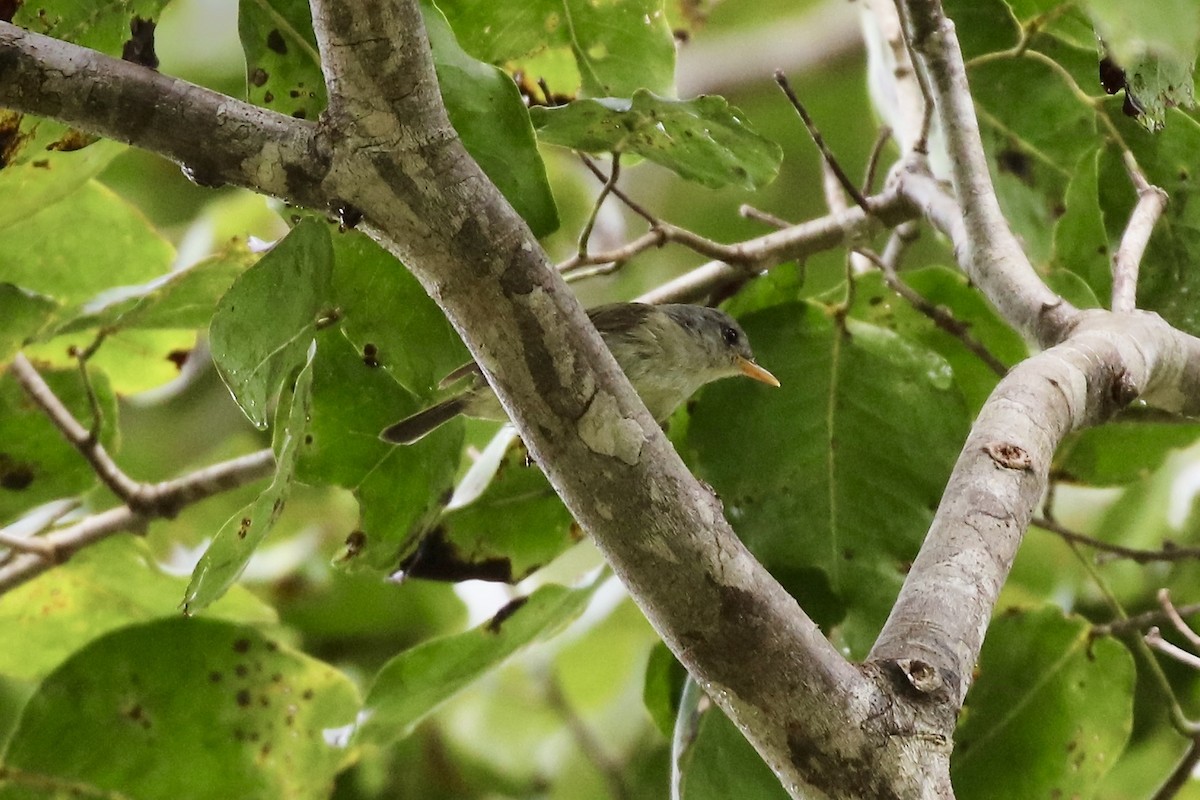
xmin=736 ymin=356 xmax=780 ymax=387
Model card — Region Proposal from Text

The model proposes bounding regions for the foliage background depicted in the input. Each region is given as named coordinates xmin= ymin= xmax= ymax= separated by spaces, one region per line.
xmin=2 ymin=0 xmax=1200 ymax=797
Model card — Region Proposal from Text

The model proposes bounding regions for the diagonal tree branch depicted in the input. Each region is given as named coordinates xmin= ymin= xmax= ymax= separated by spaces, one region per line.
xmin=892 ymin=0 xmax=1076 ymax=346
xmin=0 ymin=22 xmax=328 ymax=207
xmin=302 ymin=2 xmax=887 ymax=796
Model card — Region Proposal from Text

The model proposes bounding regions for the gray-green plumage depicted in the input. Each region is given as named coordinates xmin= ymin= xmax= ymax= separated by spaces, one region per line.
xmin=380 ymin=303 xmax=778 ymax=445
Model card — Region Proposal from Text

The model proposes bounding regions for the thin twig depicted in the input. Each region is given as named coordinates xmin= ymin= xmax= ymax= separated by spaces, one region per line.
xmin=855 ymin=245 xmax=1008 ymax=376
xmin=1034 ymin=516 xmax=1200 ymax=564
xmin=1094 ymin=603 xmax=1200 ymax=638
xmin=1068 ymin=544 xmax=1200 ymax=737
xmin=863 ymin=125 xmax=893 ymax=195
xmin=774 ymin=70 xmax=871 ymax=213
xmin=880 ymin=220 xmax=919 ymax=270
xmin=11 ymin=353 xmax=148 ymax=508
xmin=1112 ymin=150 xmax=1168 ymax=314
xmin=739 ymin=205 xmax=791 ymax=229
xmin=1146 ymin=629 xmax=1200 ymax=672
xmin=544 ymin=673 xmax=631 ymax=800
xmin=0 ymin=449 xmax=275 ymax=593
xmin=577 ymin=154 xmax=622 ymax=258
xmin=638 ymin=186 xmax=915 ymax=304
xmin=1159 ymin=589 xmax=1200 ymax=650
xmin=579 ymin=155 xmax=657 ymax=225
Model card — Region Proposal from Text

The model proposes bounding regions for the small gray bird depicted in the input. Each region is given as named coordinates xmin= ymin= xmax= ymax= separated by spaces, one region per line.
xmin=379 ymin=302 xmax=779 ymax=445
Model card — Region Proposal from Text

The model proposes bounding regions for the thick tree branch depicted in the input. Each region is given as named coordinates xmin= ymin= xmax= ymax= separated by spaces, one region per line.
xmin=895 ymin=0 xmax=1076 ymax=345
xmin=1112 ymin=151 xmax=1168 ymax=314
xmin=638 ymin=186 xmax=915 ymax=304
xmin=0 ymin=22 xmax=329 ymax=208
xmin=0 ymin=448 xmax=274 ymax=592
xmin=870 ymin=311 xmax=1200 ymax=702
xmin=303 ymin=1 xmax=894 ymax=795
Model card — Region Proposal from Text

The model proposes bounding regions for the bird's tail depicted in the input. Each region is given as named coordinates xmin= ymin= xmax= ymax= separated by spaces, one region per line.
xmin=379 ymin=396 xmax=467 ymax=445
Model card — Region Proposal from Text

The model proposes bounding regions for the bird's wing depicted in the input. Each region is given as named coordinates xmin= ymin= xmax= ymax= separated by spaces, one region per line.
xmin=437 ymin=304 xmax=654 ymax=389
xmin=587 ymin=302 xmax=655 ymax=339
xmin=438 ymin=360 xmax=483 ymax=389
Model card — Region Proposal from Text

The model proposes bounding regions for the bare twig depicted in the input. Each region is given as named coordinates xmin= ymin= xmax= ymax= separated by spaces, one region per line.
xmin=11 ymin=353 xmax=149 ymax=509
xmin=1093 ymin=603 xmax=1200 ymax=638
xmin=880 ymin=220 xmax=919 ymax=270
xmin=1146 ymin=628 xmax=1200 ymax=672
xmin=577 ymin=154 xmax=622 ymax=258
xmin=855 ymin=245 xmax=1008 ymax=376
xmin=775 ymin=70 xmax=871 ymax=213
xmin=639 ymin=187 xmax=916 ymax=304
xmin=579 ymin=155 xmax=657 ymax=225
xmin=1034 ymin=516 xmax=1200 ymax=564
xmin=894 ymin=0 xmax=1076 ymax=345
xmin=0 ymin=449 xmax=275 ymax=593
xmin=1112 ymin=150 xmax=1168 ymax=314
xmin=863 ymin=125 xmax=893 ymax=195
xmin=544 ymin=673 xmax=631 ymax=800
xmin=1158 ymin=589 xmax=1200 ymax=650
xmin=739 ymin=205 xmax=791 ymax=229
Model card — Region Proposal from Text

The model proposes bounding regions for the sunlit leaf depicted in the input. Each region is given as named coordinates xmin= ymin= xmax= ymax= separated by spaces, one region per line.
xmin=687 ymin=303 xmax=970 ymax=656
xmin=952 ymin=608 xmax=1134 ymax=799
xmin=437 ymin=0 xmax=675 ymax=97
xmin=356 ymin=581 xmax=597 ymax=745
xmin=0 ymin=365 xmax=116 ymax=525
xmin=210 ymin=219 xmax=334 ymax=429
xmin=184 ymin=344 xmax=314 ymax=613
xmin=531 ymin=91 xmax=782 ymax=190
xmin=0 ymin=538 xmax=276 ymax=682
xmin=0 ymin=617 xmax=359 ymax=800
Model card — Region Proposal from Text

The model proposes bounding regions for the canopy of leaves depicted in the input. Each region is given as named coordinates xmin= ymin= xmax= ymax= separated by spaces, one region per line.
xmin=1 ymin=0 xmax=1198 ymax=798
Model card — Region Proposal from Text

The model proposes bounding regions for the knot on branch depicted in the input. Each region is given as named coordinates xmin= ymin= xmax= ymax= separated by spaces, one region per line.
xmin=982 ymin=441 xmax=1033 ymax=471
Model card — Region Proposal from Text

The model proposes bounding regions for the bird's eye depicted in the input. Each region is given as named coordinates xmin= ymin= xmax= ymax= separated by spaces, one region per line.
xmin=721 ymin=325 xmax=739 ymax=346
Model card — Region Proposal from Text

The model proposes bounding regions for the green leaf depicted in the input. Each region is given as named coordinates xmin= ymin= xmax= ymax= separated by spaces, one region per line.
xmin=14 ymin=0 xmax=173 ymax=54
xmin=643 ymin=641 xmax=687 ymax=738
xmin=0 ymin=115 xmax=125 ymax=232
xmin=356 ymin=581 xmax=597 ymax=745
xmin=53 ymin=241 xmax=259 ymax=335
xmin=0 ymin=617 xmax=359 ymax=800
xmin=952 ymin=608 xmax=1134 ymax=799
xmin=414 ymin=436 xmax=576 ymax=583
xmin=686 ymin=303 xmax=970 ymax=656
xmin=1055 ymin=418 xmax=1200 ymax=485
xmin=23 ymin=328 xmax=200 ymax=395
xmin=0 ymin=284 xmax=58 ymax=363
xmin=424 ymin=3 xmax=559 ymax=237
xmin=1092 ymin=439 xmax=1200 ymax=551
xmin=1052 ymin=148 xmax=1110 ymax=299
xmin=0 ymin=181 xmax=175 ymax=305
xmin=210 ymin=218 xmax=334 ymax=429
xmin=238 ymin=0 xmax=327 ymax=121
xmin=835 ymin=267 xmax=1028 ymax=413
xmin=184 ymin=344 xmax=315 ymax=613
xmin=531 ymin=91 xmax=783 ymax=190
xmin=1118 ymin=51 xmax=1197 ymax=133
xmin=436 ymin=0 xmax=675 ymax=97
xmin=677 ymin=705 xmax=789 ymax=800
xmin=296 ymin=328 xmax=462 ymax=573
xmin=329 ymin=229 xmax=467 ymax=396
xmin=0 ymin=365 xmax=117 ymax=525
xmin=1083 ymin=0 xmax=1199 ymax=130
xmin=0 ymin=537 xmax=276 ymax=682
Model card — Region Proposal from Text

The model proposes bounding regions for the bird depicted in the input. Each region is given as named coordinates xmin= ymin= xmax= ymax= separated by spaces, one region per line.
xmin=379 ymin=302 xmax=779 ymax=445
